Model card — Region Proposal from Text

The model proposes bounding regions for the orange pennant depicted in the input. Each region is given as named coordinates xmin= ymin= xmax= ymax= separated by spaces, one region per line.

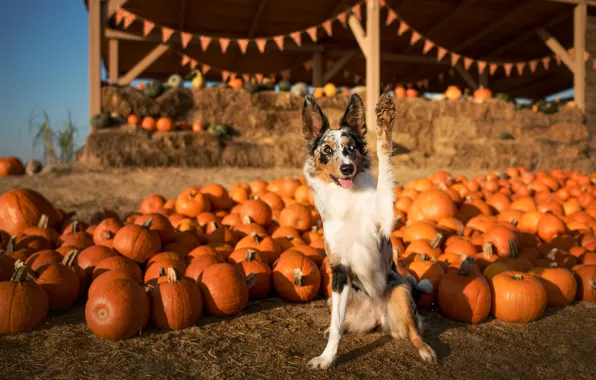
xmin=306 ymin=27 xmax=318 ymax=42
xmin=516 ymin=62 xmax=525 ymax=75
xmin=528 ymin=60 xmax=538 ymax=73
xmin=273 ymin=35 xmax=284 ymax=50
xmin=256 ymin=39 xmax=267 ymax=53
xmin=143 ymin=20 xmax=154 ymax=36
xmin=322 ymin=20 xmax=333 ymax=36
xmin=181 ymin=55 xmax=190 ymax=66
xmin=200 ymin=36 xmax=212 ymax=51
xmin=437 ymin=47 xmax=448 ymax=61
xmin=161 ymin=27 xmax=174 ymax=42
xmin=542 ymin=56 xmax=551 ymax=70
xmin=337 ymin=12 xmax=347 ymax=27
xmin=423 ymin=40 xmax=434 ymax=54
xmin=463 ymin=57 xmax=474 ymax=71
xmin=242 ymin=74 xmax=250 ymax=82
xmin=115 ymin=8 xmax=125 ymax=25
xmin=386 ymin=10 xmax=398 ymax=26
xmin=255 ymin=73 xmax=264 ymax=83
xmin=237 ymin=39 xmax=249 ymax=54
xmin=290 ymin=32 xmax=302 ymax=46
xmin=504 ymin=63 xmax=513 ymax=77
xmin=489 ymin=63 xmax=499 ymax=75
xmin=222 ymin=70 xmax=230 ymax=82
xmin=555 ymin=55 xmax=561 ymax=65
xmin=422 ymin=79 xmax=429 ymax=89
xmin=219 ymin=38 xmax=230 ymax=53
xmin=190 ymin=59 xmax=198 ymax=69
xmin=201 ymin=64 xmax=211 ymax=74
xmin=568 ymin=47 xmax=575 ymax=59
xmin=477 ymin=61 xmax=487 ymax=74
xmin=122 ymin=11 xmax=135 ymax=29
xmin=181 ymin=32 xmax=192 ymax=49
xmin=398 ymin=21 xmax=409 ymax=36
xmin=352 ymin=4 xmax=361 ymax=20
xmin=303 ymin=59 xmax=313 ymax=71
xmin=450 ymin=53 xmax=460 ymax=67
xmin=410 ymin=31 xmax=421 ymax=46
xmin=585 ymin=51 xmax=591 ymax=62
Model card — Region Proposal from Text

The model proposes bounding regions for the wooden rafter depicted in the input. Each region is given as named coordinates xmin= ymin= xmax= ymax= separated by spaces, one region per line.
xmin=109 ymin=39 xmax=119 ymax=83
xmin=348 ymin=15 xmax=368 ymax=57
xmin=117 ymin=44 xmax=170 ymax=85
xmin=106 ymin=0 xmax=129 ymax=19
xmin=535 ymin=28 xmax=575 ymax=71
xmin=573 ymin=0 xmax=587 ymax=111
xmin=323 ymin=50 xmax=357 ymax=83
xmin=249 ymin=0 xmax=269 ymax=38
xmin=546 ymin=0 xmax=596 ymax=6
xmin=454 ymin=62 xmax=478 ymax=89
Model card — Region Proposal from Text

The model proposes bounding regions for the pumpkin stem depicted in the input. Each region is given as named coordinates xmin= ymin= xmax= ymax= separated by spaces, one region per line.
xmin=547 ymin=261 xmax=559 ymax=268
xmin=102 ymin=230 xmax=114 ymax=240
xmin=70 ymin=221 xmax=79 ymax=234
xmin=589 ymin=279 xmax=596 ymax=289
xmin=159 ymin=267 xmax=166 ymax=277
xmin=510 ymin=219 xmax=519 ymax=227
xmin=167 ymin=267 xmax=180 ymax=282
xmin=62 ymin=249 xmax=80 ymax=267
xmin=512 ymin=273 xmax=524 ymax=280
xmin=508 ymin=239 xmax=519 ymax=258
xmin=430 ymin=233 xmax=443 ymax=249
xmin=483 ymin=243 xmax=494 ymax=259
xmin=311 ymin=226 xmax=318 ymax=233
xmin=458 ymin=259 xmax=472 ymax=276
xmin=418 ymin=253 xmax=429 ymax=261
xmin=13 ymin=260 xmax=37 ymax=280
xmin=457 ymin=223 xmax=464 ymax=237
xmin=11 ymin=266 xmax=29 ymax=282
xmin=251 ymin=233 xmax=263 ymax=244
xmin=430 ymin=256 xmax=437 ymax=264
xmin=246 ymin=273 xmax=256 ymax=289
xmin=293 ymin=268 xmax=303 ymax=286
xmin=7 ymin=236 xmax=16 ymax=253
xmin=546 ymin=248 xmax=558 ymax=261
xmin=245 ymin=249 xmax=258 ymax=262
xmin=392 ymin=247 xmax=401 ymax=259
xmin=38 ymin=214 xmax=49 ymax=228
xmin=242 ymin=215 xmax=253 ymax=225
xmin=141 ymin=218 xmax=154 ymax=229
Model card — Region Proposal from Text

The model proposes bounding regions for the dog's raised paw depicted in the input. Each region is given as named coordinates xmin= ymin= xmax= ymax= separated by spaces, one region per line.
xmin=308 ymin=355 xmax=335 ymax=370
xmin=418 ymin=344 xmax=438 ymax=364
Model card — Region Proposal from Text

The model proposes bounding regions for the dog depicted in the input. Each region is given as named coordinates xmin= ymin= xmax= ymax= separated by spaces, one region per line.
xmin=301 ymin=93 xmax=437 ymax=369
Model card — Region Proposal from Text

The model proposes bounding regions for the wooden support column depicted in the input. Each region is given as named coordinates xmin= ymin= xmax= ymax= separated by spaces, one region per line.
xmin=366 ymin=0 xmax=380 ymax=131
xmin=117 ymin=44 xmax=170 ymax=85
xmin=479 ymin=69 xmax=489 ymax=88
xmin=348 ymin=15 xmax=368 ymax=58
xmin=575 ymin=0 xmax=587 ymax=111
xmin=89 ymin=0 xmax=102 ymax=122
xmin=312 ymin=52 xmax=323 ymax=87
xmin=109 ymin=39 xmax=119 ymax=83
xmin=454 ymin=63 xmax=478 ymax=90
xmin=536 ymin=28 xmax=575 ymax=71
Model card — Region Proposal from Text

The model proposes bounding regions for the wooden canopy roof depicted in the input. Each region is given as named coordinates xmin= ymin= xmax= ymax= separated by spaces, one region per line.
xmin=90 ymin=0 xmax=593 ymax=99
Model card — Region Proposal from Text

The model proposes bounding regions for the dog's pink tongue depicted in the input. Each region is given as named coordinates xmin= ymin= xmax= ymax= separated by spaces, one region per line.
xmin=338 ymin=178 xmax=353 ymax=188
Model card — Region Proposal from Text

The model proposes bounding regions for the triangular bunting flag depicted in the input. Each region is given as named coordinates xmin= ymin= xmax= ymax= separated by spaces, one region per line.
xmin=122 ymin=11 xmax=135 ymax=29
xmin=504 ymin=63 xmax=513 ymax=77
xmin=585 ymin=51 xmax=591 ymax=62
xmin=568 ymin=47 xmax=575 ymax=60
xmin=162 ymin=27 xmax=174 ymax=43
xmin=410 ymin=31 xmax=422 ymax=46
xmin=143 ymin=20 xmax=155 ymax=36
xmin=306 ymin=27 xmax=318 ymax=42
xmin=255 ymin=73 xmax=264 ymax=83
xmin=386 ymin=10 xmax=398 ymax=26
xmin=115 ymin=8 xmax=125 ymax=25
xmin=200 ymin=36 xmax=212 ymax=51
xmin=352 ymin=4 xmax=361 ymax=20
xmin=290 ymin=32 xmax=302 ymax=46
xmin=242 ymin=74 xmax=250 ymax=82
xmin=281 ymin=69 xmax=291 ymax=80
xmin=450 ymin=53 xmax=460 ymax=67
xmin=438 ymin=72 xmax=445 ymax=82
xmin=516 ymin=62 xmax=525 ymax=75
xmin=230 ymin=73 xmax=236 ymax=80
xmin=422 ymin=79 xmax=429 ymax=89
xmin=542 ymin=56 xmax=551 ymax=70
xmin=181 ymin=55 xmax=190 ymax=66
xmin=201 ymin=64 xmax=211 ymax=74
xmin=423 ymin=40 xmax=434 ymax=54
xmin=222 ymin=70 xmax=230 ymax=82
xmin=322 ymin=20 xmax=333 ymax=36
xmin=398 ymin=21 xmax=409 ymax=36
xmin=181 ymin=32 xmax=192 ymax=49
xmin=237 ymin=39 xmax=249 ymax=54
xmin=463 ymin=57 xmax=474 ymax=71
xmin=219 ymin=38 xmax=230 ymax=53
xmin=256 ymin=39 xmax=267 ymax=53
xmin=555 ymin=55 xmax=561 ymax=65
xmin=303 ymin=59 xmax=313 ymax=71
xmin=477 ymin=61 xmax=487 ymax=74
xmin=529 ymin=60 xmax=538 ymax=73
xmin=489 ymin=63 xmax=499 ymax=75
xmin=416 ymin=80 xmax=423 ymax=88
xmin=437 ymin=47 xmax=448 ymax=62
xmin=337 ymin=12 xmax=347 ymax=27
xmin=190 ymin=59 xmax=198 ymax=69
xmin=273 ymin=35 xmax=284 ymax=50
xmin=448 ymin=69 xmax=455 ymax=77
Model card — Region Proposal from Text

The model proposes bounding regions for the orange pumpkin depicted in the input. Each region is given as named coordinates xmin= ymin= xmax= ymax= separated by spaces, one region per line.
xmin=394 ymin=85 xmax=406 ymax=98
xmin=279 ymin=204 xmax=313 ymax=232
xmin=490 ymin=271 xmax=547 ymax=323
xmin=529 ymin=264 xmax=577 ymax=306
xmin=272 ymin=251 xmax=320 ymax=302
xmin=127 ymin=114 xmax=140 ymax=126
xmin=473 ymin=86 xmax=492 ymax=102
xmin=156 ymin=117 xmax=174 ymax=132
xmin=228 ymin=77 xmax=244 ymax=90
xmin=192 ymin=121 xmax=206 ymax=132
xmin=234 ymin=249 xmax=272 ymax=299
xmin=408 ymin=190 xmax=457 ymax=223
xmin=198 ymin=263 xmax=251 ymax=317
xmin=141 ymin=117 xmax=157 ymax=132
xmin=239 ymin=199 xmax=272 ymax=226
xmin=573 ymin=264 xmax=596 ymax=301
xmin=406 ymin=88 xmax=418 ymax=98
xmin=176 ymin=187 xmax=211 ymax=217
xmin=408 ymin=256 xmax=445 ymax=308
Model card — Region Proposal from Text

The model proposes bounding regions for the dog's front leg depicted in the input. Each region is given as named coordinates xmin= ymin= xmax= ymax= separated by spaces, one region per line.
xmin=308 ymin=264 xmax=350 ymax=369
xmin=374 ymin=93 xmax=396 ymax=233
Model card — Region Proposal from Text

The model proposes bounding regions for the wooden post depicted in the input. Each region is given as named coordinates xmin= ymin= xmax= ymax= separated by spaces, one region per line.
xmin=575 ymin=0 xmax=587 ymax=111
xmin=117 ymin=44 xmax=170 ymax=85
xmin=313 ymin=52 xmax=323 ymax=87
xmin=479 ymin=69 xmax=489 ymax=88
xmin=89 ymin=0 xmax=102 ymax=122
xmin=109 ymin=39 xmax=119 ymax=83
xmin=454 ymin=63 xmax=478 ymax=89
xmin=366 ymin=0 xmax=380 ymax=131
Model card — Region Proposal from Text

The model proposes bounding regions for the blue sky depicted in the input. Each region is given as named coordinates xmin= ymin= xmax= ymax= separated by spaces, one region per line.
xmin=0 ymin=1 xmax=574 ymax=162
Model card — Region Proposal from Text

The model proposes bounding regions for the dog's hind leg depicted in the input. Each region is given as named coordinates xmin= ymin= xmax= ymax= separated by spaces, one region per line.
xmin=385 ymin=285 xmax=437 ymax=363
xmin=308 ymin=264 xmax=351 ymax=369
xmin=374 ymin=93 xmax=396 ymax=236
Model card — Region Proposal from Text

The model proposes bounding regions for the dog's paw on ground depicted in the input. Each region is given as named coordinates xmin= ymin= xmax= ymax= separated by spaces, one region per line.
xmin=308 ymin=354 xmax=335 ymax=369
xmin=418 ymin=344 xmax=438 ymax=364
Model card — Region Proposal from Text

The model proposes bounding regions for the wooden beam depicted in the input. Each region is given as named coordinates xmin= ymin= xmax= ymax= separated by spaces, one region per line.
xmin=366 ymin=0 xmax=380 ymax=131
xmin=574 ymin=0 xmax=587 ymax=111
xmin=348 ymin=15 xmax=368 ymax=57
xmin=323 ymin=50 xmax=357 ymax=83
xmin=117 ymin=44 xmax=170 ymax=85
xmin=413 ymin=0 xmax=476 ymax=43
xmin=313 ymin=52 xmax=323 ymax=87
xmin=89 ymin=0 xmax=102 ymax=121
xmin=546 ymin=0 xmax=596 ymax=6
xmin=248 ymin=0 xmax=269 ymax=37
xmin=454 ymin=62 xmax=478 ymax=89
xmin=109 ymin=39 xmax=119 ymax=83
xmin=536 ymin=28 xmax=575 ymax=71
xmin=106 ymin=0 xmax=129 ymax=19
xmin=479 ymin=69 xmax=488 ymax=88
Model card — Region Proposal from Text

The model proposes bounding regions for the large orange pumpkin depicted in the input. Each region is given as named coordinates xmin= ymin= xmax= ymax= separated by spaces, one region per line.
xmin=134 ymin=213 xmax=176 ymax=243
xmin=235 ymin=233 xmax=279 ymax=265
xmin=490 ymin=271 xmax=547 ymax=323
xmin=198 ymin=263 xmax=251 ymax=317
xmin=92 ymin=218 xmax=123 ymax=248
xmin=176 ymin=187 xmax=211 ymax=217
xmin=0 ymin=189 xmax=60 ymax=236
xmin=279 ymin=204 xmax=313 ymax=232
xmin=33 ymin=256 xmax=80 ymax=311
xmin=529 ymin=264 xmax=577 ymax=306
xmin=239 ymin=199 xmax=273 ymax=226
xmin=408 ymin=256 xmax=445 ymax=308
xmin=408 ymin=190 xmax=457 ymax=223
xmin=573 ymin=264 xmax=596 ymax=301
xmin=0 ymin=156 xmax=25 ymax=176
xmin=184 ymin=254 xmax=224 ymax=283
xmin=141 ymin=116 xmax=157 ymax=132
xmin=92 ymin=256 xmax=143 ymax=283
xmin=228 ymin=77 xmax=244 ymax=90
xmin=235 ymin=249 xmax=272 ymax=299
xmin=272 ymin=251 xmax=320 ymax=303
xmin=140 ymin=194 xmax=167 ymax=214
xmin=155 ymin=117 xmax=174 ymax=132
xmin=24 ymin=249 xmax=63 ymax=272
xmin=112 ymin=219 xmax=162 ymax=263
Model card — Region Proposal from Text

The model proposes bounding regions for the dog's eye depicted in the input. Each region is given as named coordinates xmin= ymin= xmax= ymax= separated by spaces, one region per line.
xmin=348 ymin=144 xmax=355 ymax=151
xmin=323 ymin=146 xmax=333 ymax=155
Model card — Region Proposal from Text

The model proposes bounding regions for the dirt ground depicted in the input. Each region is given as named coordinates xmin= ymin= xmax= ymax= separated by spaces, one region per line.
xmin=1 ymin=167 xmax=595 ymax=380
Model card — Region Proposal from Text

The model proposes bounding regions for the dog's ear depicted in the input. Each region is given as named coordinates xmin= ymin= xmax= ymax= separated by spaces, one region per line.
xmin=340 ymin=94 xmax=367 ymax=136
xmin=302 ymin=96 xmax=329 ymax=144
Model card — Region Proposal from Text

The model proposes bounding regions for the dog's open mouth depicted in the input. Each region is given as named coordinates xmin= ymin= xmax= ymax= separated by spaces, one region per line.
xmin=331 ymin=175 xmax=354 ymax=188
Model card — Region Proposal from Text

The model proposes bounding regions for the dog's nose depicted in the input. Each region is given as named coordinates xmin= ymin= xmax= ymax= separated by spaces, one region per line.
xmin=340 ymin=164 xmax=354 ymax=176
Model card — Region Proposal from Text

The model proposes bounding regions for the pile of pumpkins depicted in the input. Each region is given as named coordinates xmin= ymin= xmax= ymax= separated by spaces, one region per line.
xmin=1 ymin=169 xmax=595 ymax=340
xmin=124 ymin=115 xmax=231 ymax=136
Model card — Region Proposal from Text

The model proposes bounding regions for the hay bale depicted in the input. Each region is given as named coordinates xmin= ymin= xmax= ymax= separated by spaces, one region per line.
xmin=550 ymin=106 xmax=585 ymax=124
xmin=101 ymin=86 xmax=155 ymax=117
xmin=547 ymin=123 xmax=589 ymax=143
xmin=152 ymin=88 xmax=194 ymax=119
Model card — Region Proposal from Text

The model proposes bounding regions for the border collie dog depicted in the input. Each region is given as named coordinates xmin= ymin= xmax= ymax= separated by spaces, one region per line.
xmin=302 ymin=93 xmax=437 ymax=369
